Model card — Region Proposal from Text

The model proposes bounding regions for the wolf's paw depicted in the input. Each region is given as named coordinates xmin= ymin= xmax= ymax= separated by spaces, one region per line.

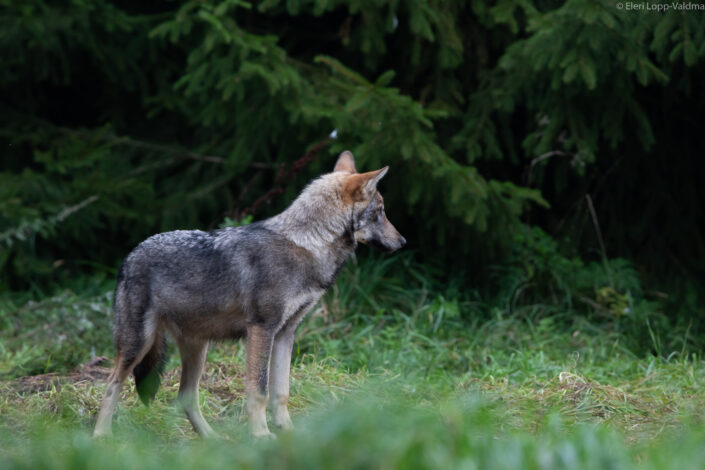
xmin=273 ymin=417 xmax=294 ymax=431
xmin=199 ymin=429 xmax=221 ymax=440
xmin=92 ymin=428 xmax=113 ymax=439
xmin=252 ymin=429 xmax=277 ymax=440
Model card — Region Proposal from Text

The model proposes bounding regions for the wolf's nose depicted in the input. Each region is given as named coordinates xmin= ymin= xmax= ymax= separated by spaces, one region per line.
xmin=400 ymin=236 xmax=407 ymax=247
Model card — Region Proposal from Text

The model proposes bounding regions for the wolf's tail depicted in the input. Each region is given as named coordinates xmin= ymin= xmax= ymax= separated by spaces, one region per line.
xmin=133 ymin=330 xmax=168 ymax=405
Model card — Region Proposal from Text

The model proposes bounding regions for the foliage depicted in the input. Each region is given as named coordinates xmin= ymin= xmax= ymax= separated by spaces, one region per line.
xmin=0 ymin=397 xmax=692 ymax=470
xmin=0 ymin=281 xmax=114 ymax=378
xmin=491 ymin=227 xmax=678 ymax=355
xmin=1 ymin=0 xmax=703 ymax=310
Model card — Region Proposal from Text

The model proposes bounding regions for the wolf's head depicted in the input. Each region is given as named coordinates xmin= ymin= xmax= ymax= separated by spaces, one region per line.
xmin=334 ymin=151 xmax=406 ymax=252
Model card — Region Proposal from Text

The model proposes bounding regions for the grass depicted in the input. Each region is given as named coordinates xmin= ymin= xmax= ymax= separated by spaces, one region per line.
xmin=1 ymin=252 xmax=704 ymax=469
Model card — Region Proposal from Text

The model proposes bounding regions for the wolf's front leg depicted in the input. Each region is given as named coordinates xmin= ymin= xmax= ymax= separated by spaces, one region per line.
xmin=245 ymin=324 xmax=275 ymax=438
xmin=269 ymin=329 xmax=296 ymax=430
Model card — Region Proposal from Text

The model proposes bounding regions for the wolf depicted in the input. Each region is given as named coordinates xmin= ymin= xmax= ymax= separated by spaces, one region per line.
xmin=93 ymin=151 xmax=405 ymax=438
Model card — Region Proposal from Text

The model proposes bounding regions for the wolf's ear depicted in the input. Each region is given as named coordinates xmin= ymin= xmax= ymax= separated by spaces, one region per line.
xmin=365 ymin=166 xmax=388 ymax=192
xmin=334 ymin=151 xmax=357 ymax=173
xmin=343 ymin=166 xmax=389 ymax=202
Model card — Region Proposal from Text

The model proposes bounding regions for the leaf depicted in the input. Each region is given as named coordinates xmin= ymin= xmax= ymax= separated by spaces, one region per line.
xmin=563 ymin=63 xmax=579 ymax=84
xmin=374 ymin=70 xmax=396 ymax=87
xmin=683 ymin=40 xmax=697 ymax=66
xmin=579 ymin=56 xmax=597 ymax=90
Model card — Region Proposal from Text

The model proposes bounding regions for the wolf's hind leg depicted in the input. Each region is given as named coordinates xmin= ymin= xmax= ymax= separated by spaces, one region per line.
xmin=93 ymin=353 xmax=130 ymax=437
xmin=176 ymin=337 xmax=217 ymax=438
xmin=94 ymin=333 xmax=157 ymax=437
xmin=269 ymin=329 xmax=295 ymax=430
xmin=246 ymin=324 xmax=275 ymax=438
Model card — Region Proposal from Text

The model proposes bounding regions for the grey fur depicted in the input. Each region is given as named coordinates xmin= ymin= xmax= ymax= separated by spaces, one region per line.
xmin=93 ymin=152 xmax=405 ymax=439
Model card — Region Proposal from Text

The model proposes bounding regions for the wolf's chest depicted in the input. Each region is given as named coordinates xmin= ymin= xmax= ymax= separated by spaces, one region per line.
xmin=274 ymin=288 xmax=325 ymax=333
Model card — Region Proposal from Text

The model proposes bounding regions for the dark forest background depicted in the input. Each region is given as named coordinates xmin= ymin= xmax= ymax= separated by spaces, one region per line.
xmin=1 ymin=0 xmax=704 ymax=348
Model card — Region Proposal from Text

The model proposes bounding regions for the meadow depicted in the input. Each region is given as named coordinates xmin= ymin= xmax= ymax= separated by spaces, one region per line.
xmin=1 ymin=252 xmax=703 ymax=469
xmin=2 ymin=1 xmax=704 ymax=468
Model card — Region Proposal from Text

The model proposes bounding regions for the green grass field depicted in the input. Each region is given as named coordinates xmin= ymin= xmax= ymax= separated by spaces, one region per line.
xmin=1 ymin=253 xmax=704 ymax=469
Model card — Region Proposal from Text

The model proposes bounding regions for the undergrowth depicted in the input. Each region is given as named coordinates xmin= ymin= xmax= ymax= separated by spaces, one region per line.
xmin=0 ymin=250 xmax=704 ymax=469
